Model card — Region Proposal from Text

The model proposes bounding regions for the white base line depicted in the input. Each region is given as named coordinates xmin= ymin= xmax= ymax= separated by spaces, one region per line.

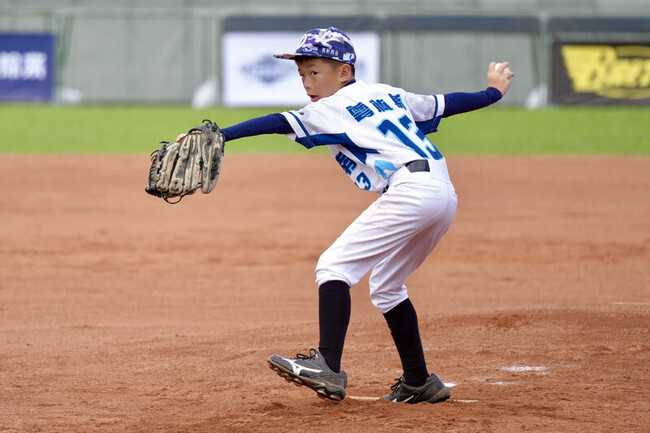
xmin=612 ymin=302 xmax=650 ymax=306
xmin=347 ymin=395 xmax=380 ymax=401
xmin=347 ymin=396 xmax=477 ymax=403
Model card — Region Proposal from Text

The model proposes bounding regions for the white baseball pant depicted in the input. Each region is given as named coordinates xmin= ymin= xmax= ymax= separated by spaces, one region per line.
xmin=316 ymin=165 xmax=457 ymax=313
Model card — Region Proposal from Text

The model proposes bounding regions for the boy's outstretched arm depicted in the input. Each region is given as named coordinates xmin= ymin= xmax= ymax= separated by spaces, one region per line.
xmin=442 ymin=61 xmax=515 ymax=118
xmin=176 ymin=113 xmax=291 ymax=143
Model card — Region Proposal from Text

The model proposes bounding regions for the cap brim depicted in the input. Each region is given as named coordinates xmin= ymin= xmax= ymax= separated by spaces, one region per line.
xmin=273 ymin=54 xmax=298 ymax=60
xmin=274 ymin=53 xmax=325 ymax=60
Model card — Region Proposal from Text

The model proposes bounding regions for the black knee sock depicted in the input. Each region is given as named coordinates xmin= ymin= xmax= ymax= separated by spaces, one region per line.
xmin=318 ymin=280 xmax=351 ymax=373
xmin=383 ymin=298 xmax=429 ymax=387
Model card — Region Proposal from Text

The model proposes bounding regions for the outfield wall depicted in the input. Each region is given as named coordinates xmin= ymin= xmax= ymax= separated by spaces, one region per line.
xmin=0 ymin=1 xmax=648 ymax=105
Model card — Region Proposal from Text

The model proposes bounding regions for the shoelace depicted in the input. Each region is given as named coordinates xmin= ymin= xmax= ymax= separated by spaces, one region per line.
xmin=295 ymin=348 xmax=318 ymax=360
xmin=389 ymin=377 xmax=404 ymax=391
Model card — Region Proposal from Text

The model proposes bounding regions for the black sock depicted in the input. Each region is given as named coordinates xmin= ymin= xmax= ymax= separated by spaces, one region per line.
xmin=383 ymin=298 xmax=429 ymax=387
xmin=318 ymin=280 xmax=351 ymax=373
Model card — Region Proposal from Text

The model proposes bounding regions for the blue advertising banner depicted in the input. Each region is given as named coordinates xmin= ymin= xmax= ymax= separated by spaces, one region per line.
xmin=0 ymin=33 xmax=55 ymax=102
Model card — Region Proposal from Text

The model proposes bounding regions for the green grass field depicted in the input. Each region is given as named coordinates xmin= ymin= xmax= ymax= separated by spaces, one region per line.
xmin=1 ymin=104 xmax=648 ymax=155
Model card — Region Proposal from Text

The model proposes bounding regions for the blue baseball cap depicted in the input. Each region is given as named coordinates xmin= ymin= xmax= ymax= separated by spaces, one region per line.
xmin=274 ymin=27 xmax=356 ymax=65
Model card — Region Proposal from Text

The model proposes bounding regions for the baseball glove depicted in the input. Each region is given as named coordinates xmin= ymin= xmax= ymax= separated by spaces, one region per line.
xmin=145 ymin=119 xmax=225 ymax=204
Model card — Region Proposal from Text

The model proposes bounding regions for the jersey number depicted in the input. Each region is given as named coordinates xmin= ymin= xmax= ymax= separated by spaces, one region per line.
xmin=377 ymin=115 xmax=442 ymax=160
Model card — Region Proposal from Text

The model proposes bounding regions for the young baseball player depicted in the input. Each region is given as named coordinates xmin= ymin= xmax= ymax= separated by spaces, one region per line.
xmin=194 ymin=27 xmax=514 ymax=404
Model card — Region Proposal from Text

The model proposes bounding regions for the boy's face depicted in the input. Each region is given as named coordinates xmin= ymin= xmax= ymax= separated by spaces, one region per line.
xmin=296 ymin=58 xmax=350 ymax=103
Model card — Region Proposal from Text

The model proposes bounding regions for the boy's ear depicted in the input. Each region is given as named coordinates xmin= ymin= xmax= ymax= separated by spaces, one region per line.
xmin=339 ymin=63 xmax=353 ymax=83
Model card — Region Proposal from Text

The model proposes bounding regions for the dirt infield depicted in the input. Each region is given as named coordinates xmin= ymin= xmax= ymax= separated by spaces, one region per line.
xmin=1 ymin=155 xmax=648 ymax=432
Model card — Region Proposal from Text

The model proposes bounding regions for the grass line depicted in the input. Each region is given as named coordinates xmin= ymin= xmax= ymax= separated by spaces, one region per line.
xmin=1 ymin=104 xmax=648 ymax=155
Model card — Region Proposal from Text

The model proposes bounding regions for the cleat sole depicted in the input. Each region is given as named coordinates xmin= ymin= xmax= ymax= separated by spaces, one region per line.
xmin=267 ymin=359 xmax=345 ymax=402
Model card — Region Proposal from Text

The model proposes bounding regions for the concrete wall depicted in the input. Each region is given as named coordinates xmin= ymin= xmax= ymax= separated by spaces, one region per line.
xmin=1 ymin=1 xmax=648 ymax=104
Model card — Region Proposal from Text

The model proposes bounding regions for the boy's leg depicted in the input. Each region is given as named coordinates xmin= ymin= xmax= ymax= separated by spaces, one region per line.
xmin=383 ymin=298 xmax=428 ymax=386
xmin=369 ymin=220 xmax=454 ymax=387
xmin=318 ymin=280 xmax=351 ymax=373
xmin=368 ymin=181 xmax=456 ymax=398
xmin=266 ymin=281 xmax=350 ymax=402
xmin=382 ymin=297 xmax=450 ymax=404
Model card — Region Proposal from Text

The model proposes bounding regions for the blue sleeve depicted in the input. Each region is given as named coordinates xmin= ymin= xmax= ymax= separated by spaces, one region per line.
xmin=442 ymin=87 xmax=503 ymax=118
xmin=221 ymin=113 xmax=292 ymax=142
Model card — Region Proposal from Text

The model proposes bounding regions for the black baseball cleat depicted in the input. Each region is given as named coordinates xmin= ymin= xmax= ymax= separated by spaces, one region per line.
xmin=381 ymin=373 xmax=450 ymax=404
xmin=267 ymin=348 xmax=348 ymax=402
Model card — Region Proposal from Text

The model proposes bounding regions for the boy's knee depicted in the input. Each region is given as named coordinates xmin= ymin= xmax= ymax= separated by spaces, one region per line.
xmin=370 ymin=285 xmax=409 ymax=314
xmin=315 ymin=268 xmax=351 ymax=289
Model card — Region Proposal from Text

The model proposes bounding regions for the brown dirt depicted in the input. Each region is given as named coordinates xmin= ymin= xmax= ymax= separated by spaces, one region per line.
xmin=0 ymin=155 xmax=648 ymax=433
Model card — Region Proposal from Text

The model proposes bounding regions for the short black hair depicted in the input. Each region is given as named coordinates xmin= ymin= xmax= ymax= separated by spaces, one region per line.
xmin=294 ymin=56 xmax=356 ymax=77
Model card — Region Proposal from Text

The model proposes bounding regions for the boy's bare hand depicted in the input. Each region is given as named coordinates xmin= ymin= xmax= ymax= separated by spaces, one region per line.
xmin=176 ymin=133 xmax=187 ymax=142
xmin=487 ymin=61 xmax=515 ymax=97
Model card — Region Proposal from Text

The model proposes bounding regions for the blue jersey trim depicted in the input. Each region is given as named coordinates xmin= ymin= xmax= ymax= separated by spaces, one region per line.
xmin=415 ymin=117 xmax=442 ymax=134
xmin=288 ymin=112 xmax=315 ymax=149
xmin=295 ymin=133 xmax=380 ymax=164
xmin=433 ymin=95 xmax=439 ymax=120
xmin=343 ymin=141 xmax=380 ymax=164
xmin=290 ymin=111 xmax=380 ymax=163
xmin=374 ymin=160 xmax=398 ymax=179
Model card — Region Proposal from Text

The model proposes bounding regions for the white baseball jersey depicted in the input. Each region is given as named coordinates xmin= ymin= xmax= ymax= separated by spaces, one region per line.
xmin=281 ymin=81 xmax=449 ymax=193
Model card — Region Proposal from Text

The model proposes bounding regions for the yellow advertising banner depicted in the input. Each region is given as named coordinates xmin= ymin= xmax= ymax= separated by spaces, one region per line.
xmin=552 ymin=43 xmax=650 ymax=105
